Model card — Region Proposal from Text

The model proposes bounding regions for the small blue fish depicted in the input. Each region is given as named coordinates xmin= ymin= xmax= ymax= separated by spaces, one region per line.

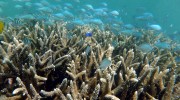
xmin=85 ymin=4 xmax=93 ymax=10
xmin=99 ymin=58 xmax=111 ymax=70
xmin=85 ymin=32 xmax=92 ymax=37
xmin=110 ymin=10 xmax=119 ymax=16
xmin=148 ymin=24 xmax=162 ymax=31
xmin=8 ymin=18 xmax=24 ymax=28
xmin=155 ymin=42 xmax=170 ymax=49
xmin=138 ymin=43 xmax=153 ymax=53
xmin=175 ymin=56 xmax=180 ymax=63
xmin=85 ymin=46 xmax=91 ymax=55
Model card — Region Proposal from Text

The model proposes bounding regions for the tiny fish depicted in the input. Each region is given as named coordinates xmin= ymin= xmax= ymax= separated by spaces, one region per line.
xmin=88 ymin=19 xmax=103 ymax=25
xmin=149 ymin=24 xmax=162 ymax=31
xmin=54 ymin=13 xmax=64 ymax=19
xmin=85 ymin=32 xmax=92 ymax=37
xmin=155 ymin=42 xmax=171 ymax=49
xmin=101 ymin=2 xmax=107 ymax=7
xmin=123 ymin=24 xmax=134 ymax=29
xmin=85 ymin=46 xmax=91 ymax=55
xmin=14 ymin=4 xmax=23 ymax=9
xmin=99 ymin=58 xmax=111 ymax=70
xmin=138 ymin=43 xmax=153 ymax=53
xmin=0 ymin=20 xmax=4 ymax=33
xmin=85 ymin=4 xmax=93 ymax=10
xmin=8 ymin=18 xmax=24 ymax=27
xmin=110 ymin=10 xmax=119 ymax=16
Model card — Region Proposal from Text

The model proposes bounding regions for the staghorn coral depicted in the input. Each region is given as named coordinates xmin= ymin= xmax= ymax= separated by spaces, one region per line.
xmin=0 ymin=21 xmax=179 ymax=100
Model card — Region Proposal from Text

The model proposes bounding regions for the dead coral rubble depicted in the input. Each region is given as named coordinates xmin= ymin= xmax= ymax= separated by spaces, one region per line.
xmin=0 ymin=22 xmax=179 ymax=100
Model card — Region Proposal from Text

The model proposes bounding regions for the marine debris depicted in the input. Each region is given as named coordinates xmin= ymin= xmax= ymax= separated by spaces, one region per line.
xmin=0 ymin=21 xmax=179 ymax=100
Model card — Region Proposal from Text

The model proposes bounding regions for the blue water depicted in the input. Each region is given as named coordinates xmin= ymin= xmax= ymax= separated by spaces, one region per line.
xmin=0 ymin=0 xmax=180 ymax=43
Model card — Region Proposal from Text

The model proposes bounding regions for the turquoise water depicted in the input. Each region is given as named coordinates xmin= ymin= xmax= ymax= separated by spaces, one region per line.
xmin=0 ymin=0 xmax=180 ymax=42
xmin=0 ymin=1 xmax=179 ymax=99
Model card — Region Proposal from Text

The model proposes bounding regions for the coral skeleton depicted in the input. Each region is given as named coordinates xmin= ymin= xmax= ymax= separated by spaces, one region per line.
xmin=0 ymin=21 xmax=179 ymax=100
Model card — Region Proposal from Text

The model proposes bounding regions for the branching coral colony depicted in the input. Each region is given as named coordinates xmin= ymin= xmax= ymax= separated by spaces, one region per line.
xmin=0 ymin=21 xmax=179 ymax=100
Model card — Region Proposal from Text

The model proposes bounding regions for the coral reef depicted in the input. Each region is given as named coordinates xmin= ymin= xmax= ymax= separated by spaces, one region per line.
xmin=0 ymin=21 xmax=179 ymax=100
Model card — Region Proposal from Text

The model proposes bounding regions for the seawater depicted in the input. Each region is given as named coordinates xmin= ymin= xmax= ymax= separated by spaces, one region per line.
xmin=0 ymin=0 xmax=180 ymax=42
